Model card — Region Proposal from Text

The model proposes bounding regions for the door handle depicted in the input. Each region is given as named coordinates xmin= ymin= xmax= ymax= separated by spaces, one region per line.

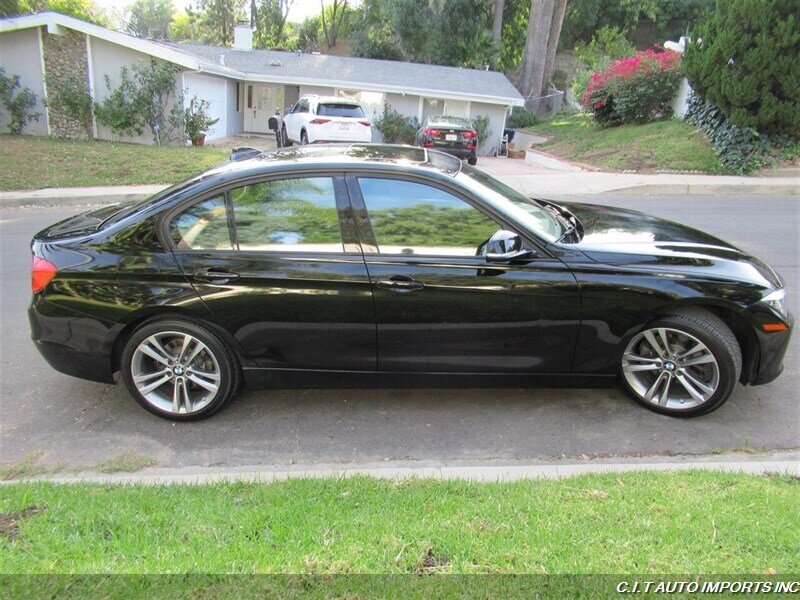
xmin=375 ymin=275 xmax=424 ymax=293
xmin=193 ymin=268 xmax=240 ymax=283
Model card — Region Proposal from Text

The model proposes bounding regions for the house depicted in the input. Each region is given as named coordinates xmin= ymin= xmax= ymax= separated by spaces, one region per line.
xmin=0 ymin=12 xmax=524 ymax=154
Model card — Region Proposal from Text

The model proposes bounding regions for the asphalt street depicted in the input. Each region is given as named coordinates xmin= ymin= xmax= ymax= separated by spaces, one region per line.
xmin=1 ymin=194 xmax=798 ymax=470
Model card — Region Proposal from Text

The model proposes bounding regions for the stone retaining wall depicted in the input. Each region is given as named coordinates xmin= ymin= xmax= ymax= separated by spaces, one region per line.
xmin=42 ymin=28 xmax=91 ymax=139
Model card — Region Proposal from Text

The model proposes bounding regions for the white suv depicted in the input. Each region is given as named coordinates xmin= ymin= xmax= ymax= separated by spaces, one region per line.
xmin=280 ymin=95 xmax=373 ymax=146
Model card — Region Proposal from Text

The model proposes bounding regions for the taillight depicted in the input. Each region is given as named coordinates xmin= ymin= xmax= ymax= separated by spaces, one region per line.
xmin=462 ymin=130 xmax=477 ymax=139
xmin=424 ymin=128 xmax=440 ymax=136
xmin=309 ymin=118 xmax=331 ymax=125
xmin=32 ymin=255 xmax=58 ymax=293
xmin=358 ymin=120 xmax=371 ymax=127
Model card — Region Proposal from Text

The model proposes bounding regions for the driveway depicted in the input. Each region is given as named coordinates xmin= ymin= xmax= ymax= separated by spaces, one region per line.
xmin=0 ymin=194 xmax=797 ymax=471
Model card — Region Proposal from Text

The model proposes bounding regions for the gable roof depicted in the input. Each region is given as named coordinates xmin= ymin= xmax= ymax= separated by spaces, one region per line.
xmin=0 ymin=11 xmax=523 ymax=106
xmin=160 ymin=42 xmax=524 ymax=106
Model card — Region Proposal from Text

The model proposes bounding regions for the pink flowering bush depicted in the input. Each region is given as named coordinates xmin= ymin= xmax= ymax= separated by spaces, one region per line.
xmin=580 ymin=49 xmax=682 ymax=126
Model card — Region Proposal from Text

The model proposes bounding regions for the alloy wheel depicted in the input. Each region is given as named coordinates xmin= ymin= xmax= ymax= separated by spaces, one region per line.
xmin=622 ymin=327 xmax=720 ymax=410
xmin=130 ymin=331 xmax=221 ymax=415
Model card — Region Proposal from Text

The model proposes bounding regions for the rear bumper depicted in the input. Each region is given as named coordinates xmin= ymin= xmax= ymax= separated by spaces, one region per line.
xmin=426 ymin=145 xmax=476 ymax=159
xmin=29 ymin=297 xmax=117 ymax=384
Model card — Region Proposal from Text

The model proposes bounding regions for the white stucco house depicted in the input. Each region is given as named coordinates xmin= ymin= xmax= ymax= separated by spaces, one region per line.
xmin=0 ymin=12 xmax=524 ymax=153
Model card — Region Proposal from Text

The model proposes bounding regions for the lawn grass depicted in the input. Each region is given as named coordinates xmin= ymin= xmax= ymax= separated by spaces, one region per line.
xmin=0 ymin=135 xmax=228 ymax=190
xmin=524 ymin=113 xmax=724 ymax=173
xmin=1 ymin=471 xmax=797 ymax=576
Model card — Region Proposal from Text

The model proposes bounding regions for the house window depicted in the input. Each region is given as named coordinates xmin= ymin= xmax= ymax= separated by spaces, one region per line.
xmin=247 ymin=85 xmax=253 ymax=109
xmin=236 ymin=83 xmax=241 ymax=112
xmin=422 ymin=97 xmax=470 ymax=119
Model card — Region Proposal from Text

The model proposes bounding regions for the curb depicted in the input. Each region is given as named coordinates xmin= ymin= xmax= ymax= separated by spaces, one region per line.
xmin=4 ymin=452 xmax=797 ymax=486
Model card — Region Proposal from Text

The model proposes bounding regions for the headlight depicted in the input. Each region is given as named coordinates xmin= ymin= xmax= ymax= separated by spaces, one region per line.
xmin=762 ymin=288 xmax=787 ymax=318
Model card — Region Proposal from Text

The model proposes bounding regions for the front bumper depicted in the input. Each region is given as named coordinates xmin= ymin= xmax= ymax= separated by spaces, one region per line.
xmin=747 ymin=307 xmax=793 ymax=386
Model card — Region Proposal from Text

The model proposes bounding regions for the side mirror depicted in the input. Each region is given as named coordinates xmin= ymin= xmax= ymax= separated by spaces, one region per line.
xmin=485 ymin=230 xmax=531 ymax=263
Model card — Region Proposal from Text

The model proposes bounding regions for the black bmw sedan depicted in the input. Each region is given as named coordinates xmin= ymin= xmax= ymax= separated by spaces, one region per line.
xmin=29 ymin=145 xmax=791 ymax=421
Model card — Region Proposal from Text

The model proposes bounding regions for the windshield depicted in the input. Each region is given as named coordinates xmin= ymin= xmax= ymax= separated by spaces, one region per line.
xmin=457 ymin=165 xmax=564 ymax=241
xmin=317 ymin=103 xmax=365 ymax=118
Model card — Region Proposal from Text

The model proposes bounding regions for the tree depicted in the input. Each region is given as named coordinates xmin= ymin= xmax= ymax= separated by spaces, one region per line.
xmin=190 ymin=0 xmax=245 ymax=46
xmin=321 ymin=0 xmax=348 ymax=49
xmin=169 ymin=10 xmax=193 ymax=40
xmin=254 ymin=0 xmax=293 ymax=48
xmin=491 ymin=0 xmax=505 ymax=63
xmin=17 ymin=0 xmax=108 ymax=24
xmin=519 ymin=0 xmax=555 ymax=98
xmin=126 ymin=0 xmax=174 ymax=40
xmin=543 ymin=0 xmax=567 ymax=88
xmin=683 ymin=0 xmax=800 ymax=136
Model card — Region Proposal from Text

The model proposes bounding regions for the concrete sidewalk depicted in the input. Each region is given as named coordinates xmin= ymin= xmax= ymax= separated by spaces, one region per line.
xmin=5 ymin=451 xmax=797 ymax=486
xmin=1 ymin=168 xmax=796 ymax=207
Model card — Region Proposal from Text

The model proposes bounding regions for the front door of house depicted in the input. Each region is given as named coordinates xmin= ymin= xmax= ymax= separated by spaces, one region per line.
xmin=244 ymin=84 xmax=284 ymax=133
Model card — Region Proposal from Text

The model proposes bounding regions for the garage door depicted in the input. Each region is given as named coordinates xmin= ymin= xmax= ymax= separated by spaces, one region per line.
xmin=183 ymin=73 xmax=227 ymax=140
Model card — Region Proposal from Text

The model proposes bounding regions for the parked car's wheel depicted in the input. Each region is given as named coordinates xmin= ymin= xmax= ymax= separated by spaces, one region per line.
xmin=300 ymin=130 xmax=309 ymax=145
xmin=620 ymin=308 xmax=741 ymax=417
xmin=281 ymin=125 xmax=292 ymax=147
xmin=467 ymin=155 xmax=478 ymax=166
xmin=121 ymin=318 xmax=240 ymax=421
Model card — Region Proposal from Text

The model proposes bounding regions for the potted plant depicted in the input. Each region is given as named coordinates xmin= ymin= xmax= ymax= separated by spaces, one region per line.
xmin=184 ymin=95 xmax=219 ymax=146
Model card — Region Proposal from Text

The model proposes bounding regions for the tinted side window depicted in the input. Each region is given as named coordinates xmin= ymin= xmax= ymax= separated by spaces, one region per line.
xmin=231 ymin=177 xmax=344 ymax=253
xmin=358 ymin=178 xmax=499 ymax=256
xmin=170 ymin=195 xmax=232 ymax=250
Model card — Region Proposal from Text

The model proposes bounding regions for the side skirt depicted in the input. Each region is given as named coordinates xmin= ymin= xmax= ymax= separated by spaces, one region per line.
xmin=242 ymin=368 xmax=616 ymax=390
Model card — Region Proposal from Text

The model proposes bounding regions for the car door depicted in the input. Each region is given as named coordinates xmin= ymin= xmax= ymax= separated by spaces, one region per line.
xmin=346 ymin=174 xmax=581 ymax=374
xmin=287 ymin=99 xmax=309 ymax=141
xmin=167 ymin=174 xmax=376 ymax=371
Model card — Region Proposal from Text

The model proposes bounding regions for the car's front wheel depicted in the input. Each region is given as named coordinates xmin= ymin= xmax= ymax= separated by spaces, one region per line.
xmin=620 ymin=308 xmax=741 ymax=417
xmin=121 ymin=318 xmax=240 ymax=421
xmin=281 ymin=125 xmax=292 ymax=147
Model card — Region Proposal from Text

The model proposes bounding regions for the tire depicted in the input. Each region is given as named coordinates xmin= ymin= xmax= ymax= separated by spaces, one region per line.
xmin=619 ymin=308 xmax=741 ymax=417
xmin=281 ymin=125 xmax=293 ymax=147
xmin=467 ymin=155 xmax=477 ymax=166
xmin=300 ymin=130 xmax=309 ymax=145
xmin=121 ymin=318 xmax=240 ymax=421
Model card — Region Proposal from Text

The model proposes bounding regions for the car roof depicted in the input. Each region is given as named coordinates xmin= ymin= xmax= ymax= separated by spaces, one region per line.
xmin=206 ymin=144 xmax=463 ymax=180
xmin=301 ymin=94 xmax=360 ymax=105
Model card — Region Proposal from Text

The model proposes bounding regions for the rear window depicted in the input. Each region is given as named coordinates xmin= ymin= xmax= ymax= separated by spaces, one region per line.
xmin=317 ymin=103 xmax=365 ymax=118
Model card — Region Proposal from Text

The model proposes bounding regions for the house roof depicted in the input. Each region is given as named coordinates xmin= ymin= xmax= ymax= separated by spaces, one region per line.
xmin=0 ymin=11 xmax=524 ymax=106
xmin=160 ymin=42 xmax=524 ymax=106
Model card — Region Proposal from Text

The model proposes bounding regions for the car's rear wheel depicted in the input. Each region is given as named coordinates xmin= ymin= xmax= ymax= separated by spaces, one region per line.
xmin=121 ymin=319 xmax=240 ymax=421
xmin=281 ymin=125 xmax=292 ymax=147
xmin=300 ymin=130 xmax=309 ymax=145
xmin=467 ymin=155 xmax=477 ymax=166
xmin=620 ymin=308 xmax=741 ymax=417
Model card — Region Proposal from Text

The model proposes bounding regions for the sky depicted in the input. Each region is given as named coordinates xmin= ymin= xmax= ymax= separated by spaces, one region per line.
xmin=93 ymin=0 xmax=334 ymax=26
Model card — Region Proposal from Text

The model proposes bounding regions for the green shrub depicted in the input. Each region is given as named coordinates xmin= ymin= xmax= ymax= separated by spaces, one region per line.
xmin=683 ymin=0 xmax=800 ymax=136
xmin=685 ymin=92 xmax=799 ymax=174
xmin=44 ymin=72 xmax=94 ymax=138
xmin=183 ymin=95 xmax=219 ymax=144
xmin=94 ymin=61 xmax=183 ymax=145
xmin=373 ymin=101 xmax=419 ymax=144
xmin=581 ymin=49 xmax=682 ymax=126
xmin=571 ymin=26 xmax=636 ymax=108
xmin=470 ymin=114 xmax=492 ymax=146
xmin=550 ymin=68 xmax=568 ymax=92
xmin=507 ymin=108 xmax=538 ymax=129
xmin=0 ymin=68 xmax=40 ymax=134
